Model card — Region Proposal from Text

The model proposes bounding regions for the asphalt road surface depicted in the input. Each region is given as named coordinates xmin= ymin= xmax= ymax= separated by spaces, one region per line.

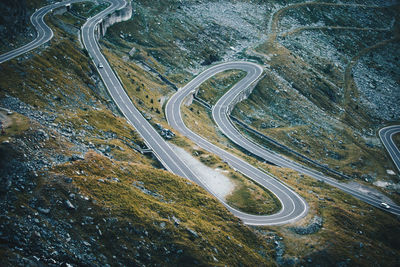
xmin=167 ymin=61 xmax=400 ymax=215
xmin=379 ymin=125 xmax=400 ymax=173
xmin=0 ymin=0 xmax=89 ymax=64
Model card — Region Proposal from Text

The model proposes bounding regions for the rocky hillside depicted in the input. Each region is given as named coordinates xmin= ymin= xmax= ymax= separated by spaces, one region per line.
xmin=1 ymin=0 xmax=400 ymax=266
xmin=234 ymin=0 xmax=400 ymax=189
xmin=0 ymin=3 xmax=278 ymax=266
xmin=104 ymin=0 xmax=400 ymax=190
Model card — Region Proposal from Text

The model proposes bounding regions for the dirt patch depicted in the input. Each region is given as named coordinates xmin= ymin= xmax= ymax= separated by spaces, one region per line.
xmin=0 ymin=111 xmax=12 ymax=129
xmin=169 ymin=143 xmax=235 ymax=199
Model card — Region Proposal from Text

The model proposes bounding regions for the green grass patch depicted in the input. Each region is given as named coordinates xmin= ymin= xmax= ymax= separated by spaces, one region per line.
xmin=54 ymin=12 xmax=85 ymax=27
xmin=227 ymin=172 xmax=281 ymax=215
xmin=197 ymin=70 xmax=247 ymax=106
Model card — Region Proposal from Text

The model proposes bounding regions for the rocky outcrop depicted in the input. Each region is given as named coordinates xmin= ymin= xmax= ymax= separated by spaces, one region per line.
xmin=290 ymin=216 xmax=323 ymax=235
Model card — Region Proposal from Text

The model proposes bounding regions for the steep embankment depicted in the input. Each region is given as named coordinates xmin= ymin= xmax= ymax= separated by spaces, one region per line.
xmin=0 ymin=2 xmax=278 ymax=266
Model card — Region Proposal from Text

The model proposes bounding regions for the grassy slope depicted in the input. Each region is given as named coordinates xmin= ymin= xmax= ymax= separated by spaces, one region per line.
xmin=100 ymin=1 xmax=400 ymax=265
xmin=197 ymin=70 xmax=247 ymax=105
xmin=0 ymin=114 xmax=276 ymax=266
xmin=101 ymin=30 xmax=283 ymax=215
xmin=0 ymin=5 xmax=279 ymax=266
xmin=54 ymin=152 xmax=276 ymax=266
xmin=259 ymin=162 xmax=400 ymax=266
xmin=233 ymin=74 xmax=394 ymax=181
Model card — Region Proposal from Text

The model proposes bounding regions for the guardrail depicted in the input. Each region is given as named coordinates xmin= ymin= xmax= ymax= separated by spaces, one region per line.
xmin=138 ymin=60 xmax=179 ymax=91
xmin=193 ymin=95 xmax=212 ymax=109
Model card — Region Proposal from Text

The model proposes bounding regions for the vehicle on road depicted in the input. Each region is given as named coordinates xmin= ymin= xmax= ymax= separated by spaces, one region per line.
xmin=98 ymin=63 xmax=103 ymax=68
xmin=380 ymin=202 xmax=390 ymax=209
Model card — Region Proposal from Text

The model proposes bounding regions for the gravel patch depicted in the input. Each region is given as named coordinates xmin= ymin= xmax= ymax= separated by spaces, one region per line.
xmin=353 ymin=41 xmax=400 ymax=121
xmin=169 ymin=144 xmax=235 ymax=199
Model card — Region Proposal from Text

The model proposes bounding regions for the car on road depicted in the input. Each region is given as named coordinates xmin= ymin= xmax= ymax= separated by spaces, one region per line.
xmin=98 ymin=63 xmax=104 ymax=68
xmin=380 ymin=202 xmax=390 ymax=209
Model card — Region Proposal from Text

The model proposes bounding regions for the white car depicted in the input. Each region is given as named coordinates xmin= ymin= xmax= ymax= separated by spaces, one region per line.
xmin=380 ymin=202 xmax=390 ymax=209
xmin=98 ymin=63 xmax=104 ymax=68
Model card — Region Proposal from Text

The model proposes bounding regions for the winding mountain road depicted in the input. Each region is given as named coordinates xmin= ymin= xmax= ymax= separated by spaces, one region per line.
xmin=211 ymin=64 xmax=400 ymax=215
xmin=4 ymin=0 xmax=298 ymax=225
xmin=0 ymin=0 xmax=398 ymax=225
xmin=166 ymin=61 xmax=400 ymax=215
xmin=0 ymin=0 xmax=90 ymax=64
xmin=81 ymin=3 xmax=307 ymax=226
xmin=166 ymin=62 xmax=308 ymax=225
xmin=379 ymin=125 xmax=400 ymax=173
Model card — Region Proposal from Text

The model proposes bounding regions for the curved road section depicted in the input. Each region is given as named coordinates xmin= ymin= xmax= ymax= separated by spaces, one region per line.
xmin=379 ymin=125 xmax=400 ymax=172
xmin=165 ymin=61 xmax=400 ymax=215
xmin=81 ymin=1 xmax=195 ymax=179
xmin=82 ymin=1 xmax=308 ymax=226
xmin=210 ymin=63 xmax=400 ymax=215
xmin=166 ymin=62 xmax=308 ymax=225
xmin=0 ymin=0 xmax=90 ymax=64
xmin=81 ymin=2 xmax=308 ymax=225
